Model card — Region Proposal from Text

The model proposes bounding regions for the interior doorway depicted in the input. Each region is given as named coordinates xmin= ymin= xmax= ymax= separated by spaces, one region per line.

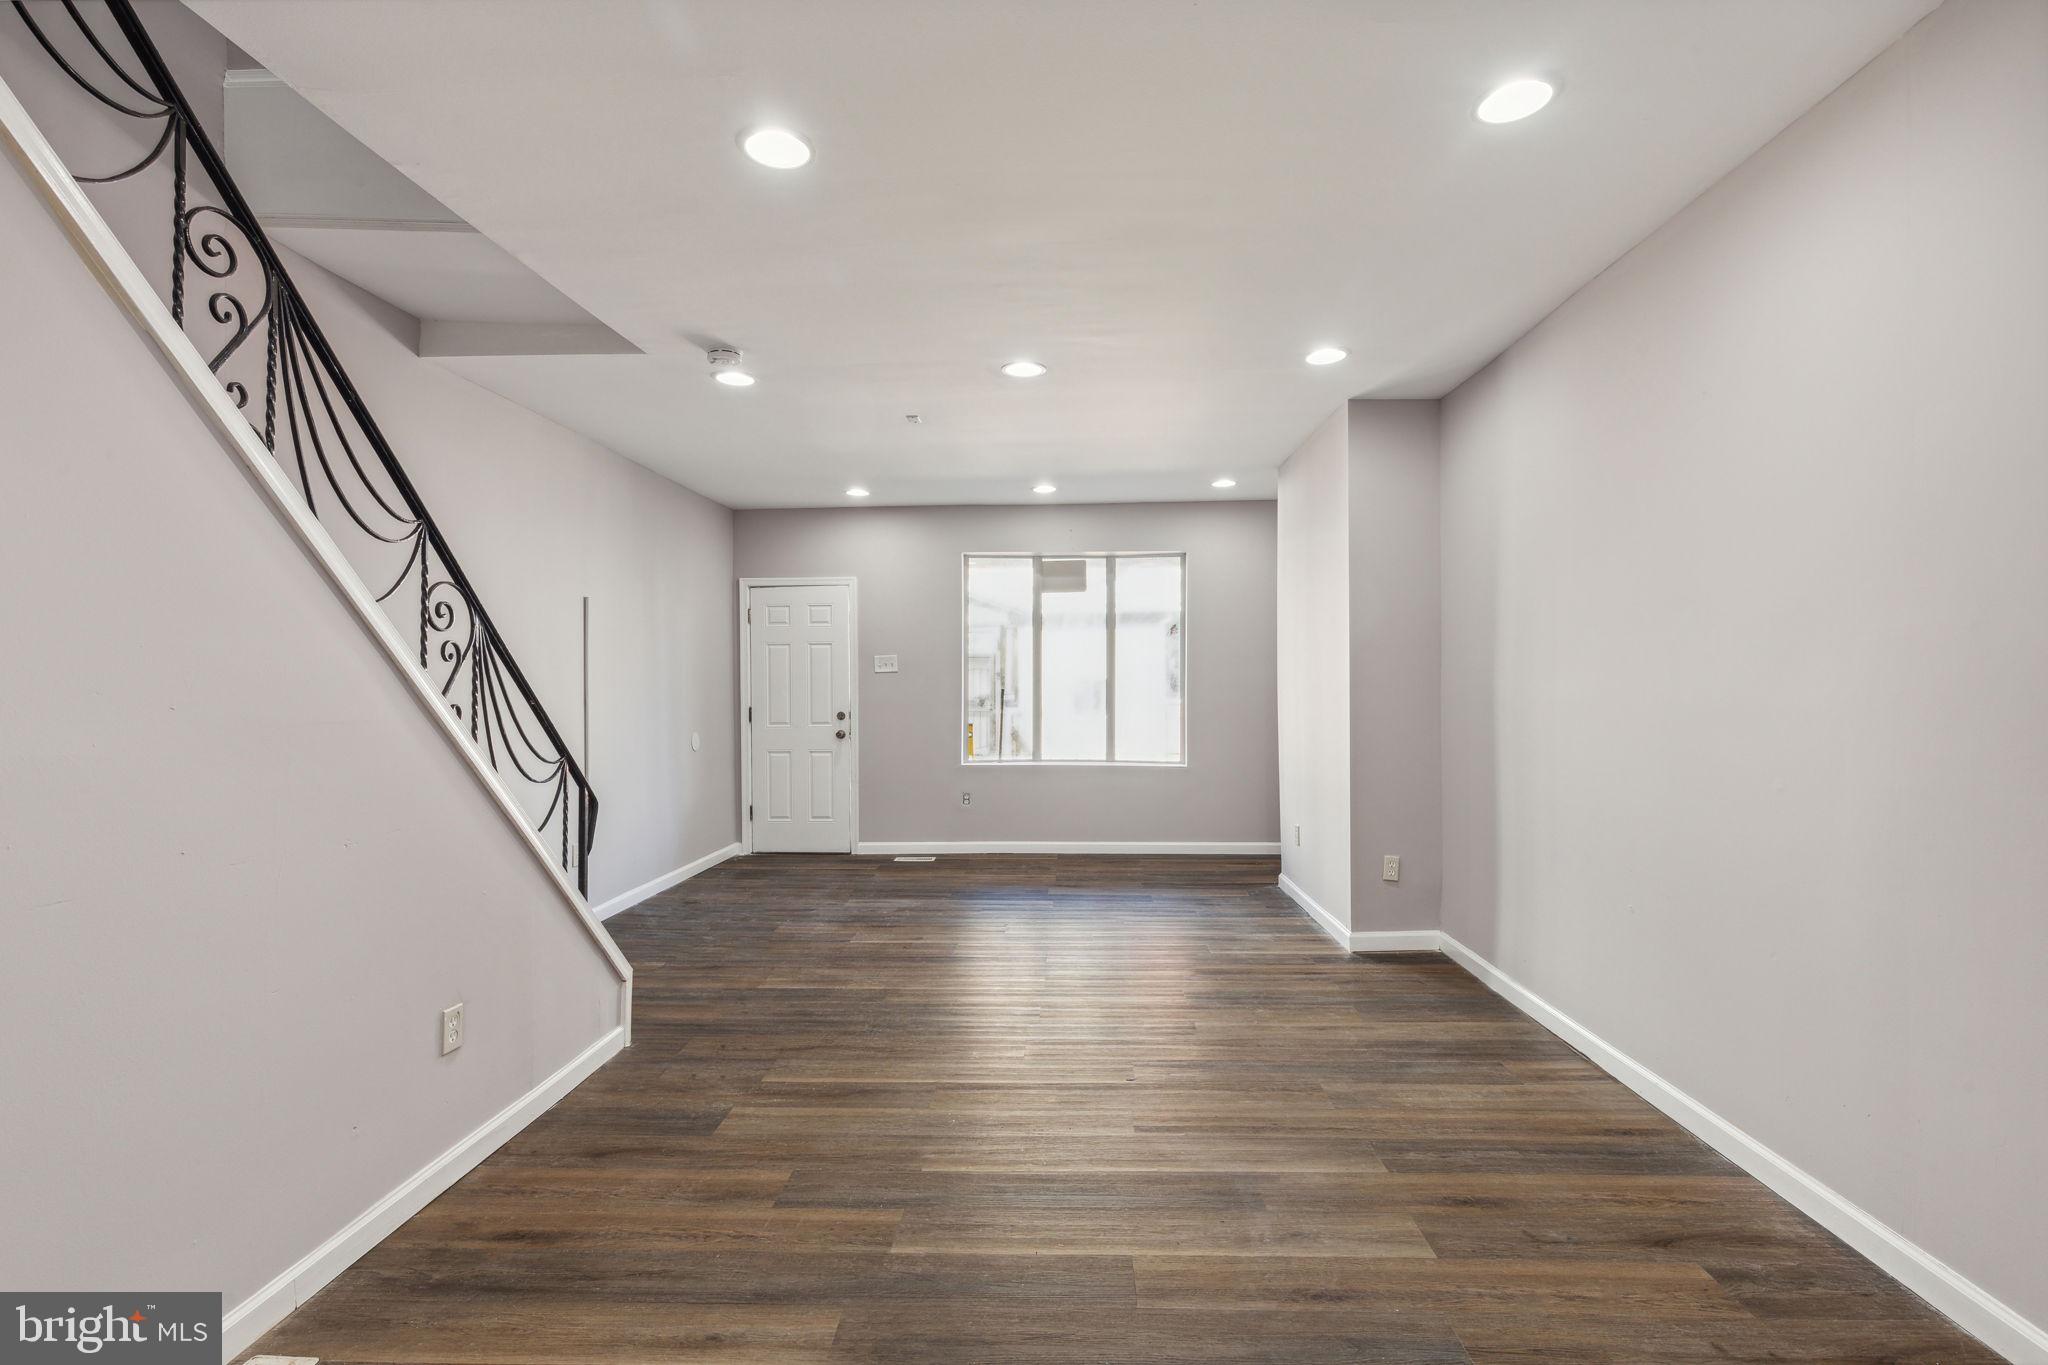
xmin=740 ymin=578 xmax=858 ymax=853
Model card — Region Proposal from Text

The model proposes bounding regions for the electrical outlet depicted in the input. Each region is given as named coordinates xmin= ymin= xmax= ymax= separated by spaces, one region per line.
xmin=961 ymin=791 xmax=972 ymax=807
xmin=1293 ymin=824 xmax=1302 ymax=847
xmin=440 ymin=1003 xmax=464 ymax=1055
xmin=1382 ymin=855 xmax=1401 ymax=883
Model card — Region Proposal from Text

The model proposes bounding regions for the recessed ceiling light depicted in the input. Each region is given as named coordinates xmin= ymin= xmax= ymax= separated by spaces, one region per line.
xmin=1211 ymin=477 xmax=1237 ymax=489
xmin=1033 ymin=483 xmax=1057 ymax=494
xmin=1002 ymin=360 xmax=1048 ymax=379
xmin=1304 ymin=347 xmax=1347 ymax=366
xmin=845 ymin=486 xmax=870 ymax=498
xmin=741 ymin=127 xmax=812 ymax=169
xmin=1476 ymin=78 xmax=1553 ymax=124
xmin=714 ymin=370 xmax=755 ymax=387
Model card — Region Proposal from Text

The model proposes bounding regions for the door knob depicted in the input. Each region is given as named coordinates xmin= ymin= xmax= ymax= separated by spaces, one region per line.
xmin=837 ymin=711 xmax=847 ymax=720
xmin=835 ymin=729 xmax=847 ymax=739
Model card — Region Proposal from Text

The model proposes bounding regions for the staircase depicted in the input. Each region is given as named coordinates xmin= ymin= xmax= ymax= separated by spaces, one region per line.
xmin=3 ymin=0 xmax=599 ymax=895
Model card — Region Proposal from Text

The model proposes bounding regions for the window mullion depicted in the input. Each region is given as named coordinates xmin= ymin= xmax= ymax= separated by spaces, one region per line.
xmin=1030 ymin=555 xmax=1044 ymax=761
xmin=1105 ymin=555 xmax=1117 ymax=762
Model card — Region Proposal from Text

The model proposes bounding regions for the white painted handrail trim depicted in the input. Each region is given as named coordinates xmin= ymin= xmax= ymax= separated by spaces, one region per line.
xmin=0 ymin=74 xmax=633 ymax=1002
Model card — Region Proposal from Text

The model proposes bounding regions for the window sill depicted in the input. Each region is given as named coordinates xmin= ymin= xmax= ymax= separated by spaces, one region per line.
xmin=960 ymin=760 xmax=1190 ymax=769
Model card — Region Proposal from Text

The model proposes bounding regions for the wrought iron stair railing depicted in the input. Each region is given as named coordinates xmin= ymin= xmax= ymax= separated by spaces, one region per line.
xmin=11 ymin=0 xmax=598 ymax=893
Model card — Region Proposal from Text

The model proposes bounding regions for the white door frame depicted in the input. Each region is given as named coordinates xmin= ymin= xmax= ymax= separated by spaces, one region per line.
xmin=738 ymin=577 xmax=860 ymax=854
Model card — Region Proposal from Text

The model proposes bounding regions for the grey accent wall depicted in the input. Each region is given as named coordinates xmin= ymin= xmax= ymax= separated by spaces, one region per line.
xmin=733 ymin=502 xmax=1279 ymax=846
xmin=1439 ymin=0 xmax=2048 ymax=1332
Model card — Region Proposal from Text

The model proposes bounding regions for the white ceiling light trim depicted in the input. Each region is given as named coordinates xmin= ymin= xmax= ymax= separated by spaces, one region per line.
xmin=1476 ymin=78 xmax=1554 ymax=124
xmin=1001 ymin=359 xmax=1048 ymax=379
xmin=707 ymin=344 xmax=754 ymax=386
xmin=1304 ymin=347 xmax=1347 ymax=366
xmin=741 ymin=127 xmax=812 ymax=168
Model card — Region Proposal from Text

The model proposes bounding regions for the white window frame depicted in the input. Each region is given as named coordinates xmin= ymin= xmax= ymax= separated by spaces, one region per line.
xmin=959 ymin=551 xmax=1188 ymax=767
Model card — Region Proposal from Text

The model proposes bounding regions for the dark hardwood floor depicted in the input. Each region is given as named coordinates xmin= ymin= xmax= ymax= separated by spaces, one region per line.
xmin=240 ymin=854 xmax=1993 ymax=1363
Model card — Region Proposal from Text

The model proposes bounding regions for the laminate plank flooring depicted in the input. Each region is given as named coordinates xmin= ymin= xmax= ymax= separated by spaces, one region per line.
xmin=239 ymin=854 xmax=1994 ymax=1364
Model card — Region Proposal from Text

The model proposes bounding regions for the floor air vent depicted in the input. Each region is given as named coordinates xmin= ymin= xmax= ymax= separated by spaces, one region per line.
xmin=893 ymin=856 xmax=937 ymax=863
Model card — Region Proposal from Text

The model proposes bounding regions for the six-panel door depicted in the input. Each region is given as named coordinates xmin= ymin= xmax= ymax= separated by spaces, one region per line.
xmin=747 ymin=584 xmax=853 ymax=852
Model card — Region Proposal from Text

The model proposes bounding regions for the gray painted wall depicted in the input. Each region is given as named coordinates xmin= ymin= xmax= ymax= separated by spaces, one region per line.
xmin=1439 ymin=0 xmax=2048 ymax=1330
xmin=1 ymin=0 xmax=740 ymax=909
xmin=0 ymin=113 xmax=619 ymax=1309
xmin=733 ymin=502 xmax=1279 ymax=846
xmin=1347 ymin=400 xmax=1441 ymax=933
xmin=1276 ymin=409 xmax=1353 ymax=920
xmin=0 ymin=0 xmax=738 ymax=1315
xmin=1277 ymin=402 xmax=1443 ymax=935
xmin=285 ymin=255 xmax=740 ymax=906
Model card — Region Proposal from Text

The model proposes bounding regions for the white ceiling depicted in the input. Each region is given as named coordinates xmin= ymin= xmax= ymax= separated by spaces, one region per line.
xmin=189 ymin=0 xmax=1934 ymax=509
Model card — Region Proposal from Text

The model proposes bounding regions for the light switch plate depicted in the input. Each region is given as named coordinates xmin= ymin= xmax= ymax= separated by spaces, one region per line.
xmin=874 ymin=654 xmax=900 ymax=673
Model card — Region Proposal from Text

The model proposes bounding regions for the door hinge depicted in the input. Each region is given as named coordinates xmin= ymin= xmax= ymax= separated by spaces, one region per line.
xmin=748 ymin=705 xmax=753 ymax=722
xmin=748 ymin=804 xmax=753 ymax=821
xmin=746 ymin=607 xmax=751 ymax=623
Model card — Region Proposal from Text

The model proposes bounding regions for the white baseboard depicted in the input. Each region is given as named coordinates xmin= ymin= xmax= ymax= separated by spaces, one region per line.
xmin=1347 ymin=928 xmax=1444 ymax=951
xmin=221 ymin=1026 xmax=626 ymax=1360
xmin=1265 ymin=887 xmax=2045 ymax=1361
xmin=592 ymin=841 xmax=744 ymax=920
xmin=1434 ymin=933 xmax=2046 ymax=1365
xmin=858 ymin=840 xmax=1282 ymax=856
xmin=1275 ymin=874 xmax=1440 ymax=953
xmin=1276 ymin=872 xmax=1348 ymax=948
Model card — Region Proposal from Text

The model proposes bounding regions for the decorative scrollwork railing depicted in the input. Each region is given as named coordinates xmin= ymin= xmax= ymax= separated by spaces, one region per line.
xmin=12 ymin=0 xmax=598 ymax=893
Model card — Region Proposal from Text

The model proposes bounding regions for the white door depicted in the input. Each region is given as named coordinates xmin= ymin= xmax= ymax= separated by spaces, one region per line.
xmin=747 ymin=583 xmax=854 ymax=852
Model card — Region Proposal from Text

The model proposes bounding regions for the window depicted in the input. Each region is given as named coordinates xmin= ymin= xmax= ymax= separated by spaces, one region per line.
xmin=963 ymin=553 xmax=1184 ymax=764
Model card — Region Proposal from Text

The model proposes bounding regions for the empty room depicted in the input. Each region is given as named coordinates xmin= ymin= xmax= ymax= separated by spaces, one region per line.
xmin=2 ymin=1 xmax=2043 ymax=1361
